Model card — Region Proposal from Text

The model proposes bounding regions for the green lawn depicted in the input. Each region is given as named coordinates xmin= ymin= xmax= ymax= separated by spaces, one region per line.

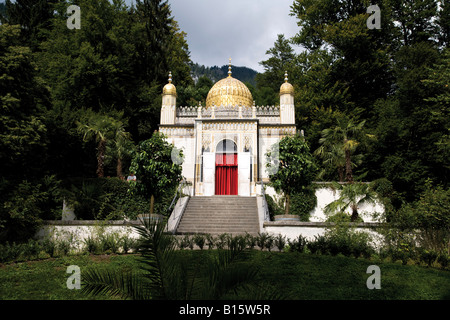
xmin=0 ymin=251 xmax=449 ymax=300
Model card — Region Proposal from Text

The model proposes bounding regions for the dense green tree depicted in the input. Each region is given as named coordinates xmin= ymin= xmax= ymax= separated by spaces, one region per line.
xmin=0 ymin=3 xmax=6 ymax=19
xmin=177 ymin=75 xmax=213 ymax=106
xmin=129 ymin=132 xmax=183 ymax=215
xmin=36 ymin=0 xmax=192 ymax=144
xmin=134 ymin=0 xmax=174 ymax=85
xmin=391 ymin=0 xmax=439 ymax=46
xmin=266 ymin=134 xmax=318 ymax=215
xmin=0 ymin=24 xmax=50 ymax=180
xmin=190 ymin=63 xmax=258 ymax=86
xmin=390 ymin=181 xmax=450 ymax=253
xmin=437 ymin=0 xmax=450 ymax=47
xmin=286 ymin=0 xmax=448 ymax=204
xmin=256 ymin=34 xmax=296 ymax=105
xmin=1 ymin=0 xmax=58 ymax=49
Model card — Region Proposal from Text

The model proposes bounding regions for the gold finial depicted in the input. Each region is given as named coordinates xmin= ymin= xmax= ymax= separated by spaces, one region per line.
xmin=228 ymin=58 xmax=232 ymax=77
xmin=168 ymin=71 xmax=172 ymax=83
xmin=284 ymin=71 xmax=288 ymax=83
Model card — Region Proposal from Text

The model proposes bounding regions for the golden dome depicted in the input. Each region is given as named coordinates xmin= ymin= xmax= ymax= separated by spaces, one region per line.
xmin=280 ymin=71 xmax=294 ymax=95
xmin=205 ymin=59 xmax=253 ymax=108
xmin=163 ymin=72 xmax=177 ymax=96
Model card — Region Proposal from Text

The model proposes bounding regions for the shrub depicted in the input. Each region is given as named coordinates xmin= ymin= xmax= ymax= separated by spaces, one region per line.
xmin=57 ymin=240 xmax=71 ymax=256
xmin=437 ymin=253 xmax=448 ymax=269
xmin=0 ymin=242 xmax=23 ymax=263
xmin=265 ymin=194 xmax=284 ymax=220
xmin=120 ymin=236 xmax=136 ymax=254
xmin=274 ymin=234 xmax=287 ymax=252
xmin=256 ymin=232 xmax=271 ymax=251
xmin=289 ymin=187 xmax=317 ymax=221
xmin=228 ymin=235 xmax=248 ymax=252
xmin=178 ymin=235 xmax=191 ymax=250
xmin=389 ymin=183 xmax=450 ymax=253
xmin=84 ymin=236 xmax=99 ymax=254
xmin=308 ymin=235 xmax=329 ymax=254
xmin=265 ymin=235 xmax=274 ymax=251
xmin=0 ymin=176 xmax=62 ymax=243
xmin=22 ymin=239 xmax=41 ymax=260
xmin=63 ymin=177 xmax=151 ymax=220
xmin=193 ymin=234 xmax=206 ymax=250
xmin=288 ymin=235 xmax=308 ymax=253
xmin=205 ymin=234 xmax=215 ymax=250
xmin=216 ymin=233 xmax=230 ymax=250
xmin=99 ymin=233 xmax=121 ymax=254
xmin=245 ymin=233 xmax=257 ymax=250
xmin=41 ymin=238 xmax=56 ymax=257
xmin=419 ymin=249 xmax=439 ymax=267
xmin=305 ymin=227 xmax=375 ymax=259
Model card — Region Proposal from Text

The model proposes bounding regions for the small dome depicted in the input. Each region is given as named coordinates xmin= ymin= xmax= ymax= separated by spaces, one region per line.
xmin=163 ymin=72 xmax=177 ymax=96
xmin=206 ymin=76 xmax=253 ymax=108
xmin=280 ymin=71 xmax=294 ymax=95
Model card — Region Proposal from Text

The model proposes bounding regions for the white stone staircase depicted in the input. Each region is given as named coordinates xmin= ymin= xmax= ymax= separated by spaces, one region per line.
xmin=175 ymin=196 xmax=260 ymax=236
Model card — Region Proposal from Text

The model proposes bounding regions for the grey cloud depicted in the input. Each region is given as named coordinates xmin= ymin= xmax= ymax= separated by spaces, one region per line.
xmin=126 ymin=0 xmax=300 ymax=72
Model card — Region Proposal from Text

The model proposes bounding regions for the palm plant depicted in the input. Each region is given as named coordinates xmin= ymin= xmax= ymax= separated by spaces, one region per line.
xmin=324 ymin=182 xmax=379 ymax=222
xmin=77 ymin=112 xmax=119 ymax=178
xmin=106 ymin=125 xmax=134 ymax=179
xmin=81 ymin=219 xmax=260 ymax=300
xmin=316 ymin=117 xmax=374 ymax=183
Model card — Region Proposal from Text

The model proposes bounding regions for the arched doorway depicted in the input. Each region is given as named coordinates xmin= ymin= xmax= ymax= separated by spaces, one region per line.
xmin=215 ymin=139 xmax=238 ymax=195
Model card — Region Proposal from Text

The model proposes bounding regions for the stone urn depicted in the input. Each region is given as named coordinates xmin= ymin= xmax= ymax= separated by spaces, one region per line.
xmin=274 ymin=214 xmax=301 ymax=222
xmin=137 ymin=213 xmax=164 ymax=224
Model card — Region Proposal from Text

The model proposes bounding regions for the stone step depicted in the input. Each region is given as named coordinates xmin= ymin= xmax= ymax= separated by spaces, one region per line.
xmin=176 ymin=228 xmax=259 ymax=235
xmin=175 ymin=196 xmax=260 ymax=235
xmin=182 ymin=212 xmax=257 ymax=217
xmin=184 ymin=208 xmax=257 ymax=211
xmin=180 ymin=217 xmax=257 ymax=221
xmin=179 ymin=223 xmax=258 ymax=228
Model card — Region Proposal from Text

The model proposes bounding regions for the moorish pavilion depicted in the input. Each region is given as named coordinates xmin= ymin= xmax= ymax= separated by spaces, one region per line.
xmin=159 ymin=59 xmax=297 ymax=197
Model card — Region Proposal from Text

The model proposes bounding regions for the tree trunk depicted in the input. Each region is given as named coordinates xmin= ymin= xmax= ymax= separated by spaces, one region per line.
xmin=117 ymin=157 xmax=123 ymax=180
xmin=345 ymin=147 xmax=353 ymax=183
xmin=338 ymin=166 xmax=345 ymax=182
xmin=97 ymin=139 xmax=107 ymax=177
xmin=351 ymin=205 xmax=358 ymax=222
xmin=285 ymin=193 xmax=290 ymax=215
xmin=150 ymin=194 xmax=155 ymax=215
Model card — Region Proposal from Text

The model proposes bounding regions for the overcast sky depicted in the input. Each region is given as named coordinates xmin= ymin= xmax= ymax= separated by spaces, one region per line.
xmin=126 ymin=0 xmax=302 ymax=72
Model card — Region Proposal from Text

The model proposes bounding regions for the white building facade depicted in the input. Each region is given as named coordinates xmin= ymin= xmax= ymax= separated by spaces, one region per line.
xmin=159 ymin=63 xmax=297 ymax=197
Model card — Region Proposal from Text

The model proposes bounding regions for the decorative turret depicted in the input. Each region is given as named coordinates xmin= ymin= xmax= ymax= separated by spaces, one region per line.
xmin=279 ymin=71 xmax=295 ymax=124
xmin=161 ymin=72 xmax=177 ymax=124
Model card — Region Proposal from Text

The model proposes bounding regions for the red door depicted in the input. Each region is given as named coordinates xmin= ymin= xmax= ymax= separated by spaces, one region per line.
xmin=215 ymin=153 xmax=238 ymax=195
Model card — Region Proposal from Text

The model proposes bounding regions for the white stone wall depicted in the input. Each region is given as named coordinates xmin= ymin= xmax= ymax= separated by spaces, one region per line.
xmin=166 ymin=135 xmax=196 ymax=183
xmin=257 ymin=185 xmax=385 ymax=223
xmin=309 ymin=186 xmax=385 ymax=222
xmin=36 ymin=223 xmax=141 ymax=252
